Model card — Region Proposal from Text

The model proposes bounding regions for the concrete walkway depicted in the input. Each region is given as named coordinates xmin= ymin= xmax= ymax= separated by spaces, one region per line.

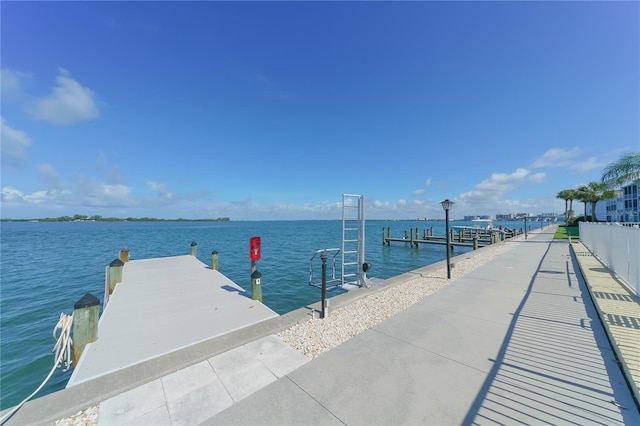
xmin=199 ymin=227 xmax=639 ymax=425
xmin=3 ymin=226 xmax=639 ymax=425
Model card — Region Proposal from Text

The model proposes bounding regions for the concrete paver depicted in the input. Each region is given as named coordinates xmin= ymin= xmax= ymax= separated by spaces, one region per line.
xmin=96 ymin=335 xmax=310 ymax=425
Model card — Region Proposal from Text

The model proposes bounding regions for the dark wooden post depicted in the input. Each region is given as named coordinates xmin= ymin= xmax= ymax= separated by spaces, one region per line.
xmin=211 ymin=250 xmax=219 ymax=270
xmin=73 ymin=293 xmax=100 ymax=367
xmin=473 ymin=236 xmax=479 ymax=250
xmin=119 ymin=248 xmax=130 ymax=263
xmin=108 ymin=258 xmax=124 ymax=296
xmin=190 ymin=241 xmax=197 ymax=256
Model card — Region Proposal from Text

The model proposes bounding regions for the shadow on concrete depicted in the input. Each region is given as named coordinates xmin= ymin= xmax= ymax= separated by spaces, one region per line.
xmin=221 ymin=285 xmax=251 ymax=298
xmin=462 ymin=241 xmax=638 ymax=425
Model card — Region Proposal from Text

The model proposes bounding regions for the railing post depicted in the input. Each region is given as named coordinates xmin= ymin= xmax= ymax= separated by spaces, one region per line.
xmin=473 ymin=236 xmax=479 ymax=250
xmin=108 ymin=258 xmax=124 ymax=296
xmin=211 ymin=250 xmax=219 ymax=270
xmin=190 ymin=241 xmax=197 ymax=256
xmin=73 ymin=293 xmax=100 ymax=367
xmin=321 ymin=251 xmax=328 ymax=318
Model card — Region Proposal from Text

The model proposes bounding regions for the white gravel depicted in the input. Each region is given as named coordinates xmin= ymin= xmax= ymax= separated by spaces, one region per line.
xmin=54 ymin=239 xmax=516 ymax=425
xmin=53 ymin=405 xmax=98 ymax=426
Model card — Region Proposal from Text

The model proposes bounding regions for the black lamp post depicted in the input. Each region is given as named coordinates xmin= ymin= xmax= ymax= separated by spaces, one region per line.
xmin=440 ymin=199 xmax=454 ymax=279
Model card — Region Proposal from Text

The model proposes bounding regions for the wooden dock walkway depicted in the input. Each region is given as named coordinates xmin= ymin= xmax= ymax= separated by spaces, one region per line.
xmin=68 ymin=254 xmax=278 ymax=386
xmin=382 ymin=226 xmax=522 ymax=249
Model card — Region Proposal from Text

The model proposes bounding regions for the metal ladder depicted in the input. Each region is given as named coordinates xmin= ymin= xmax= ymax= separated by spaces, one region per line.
xmin=341 ymin=194 xmax=366 ymax=287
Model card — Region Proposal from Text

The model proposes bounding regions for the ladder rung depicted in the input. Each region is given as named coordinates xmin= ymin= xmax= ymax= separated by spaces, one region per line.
xmin=343 ymin=240 xmax=358 ymax=243
xmin=344 ymin=227 xmax=358 ymax=231
xmin=343 ymin=262 xmax=358 ymax=266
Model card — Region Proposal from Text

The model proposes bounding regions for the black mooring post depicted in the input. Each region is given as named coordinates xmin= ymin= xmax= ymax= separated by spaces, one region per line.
xmin=321 ymin=251 xmax=328 ymax=319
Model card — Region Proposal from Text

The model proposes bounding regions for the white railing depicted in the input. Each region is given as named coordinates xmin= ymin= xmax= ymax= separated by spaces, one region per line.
xmin=579 ymin=222 xmax=640 ymax=296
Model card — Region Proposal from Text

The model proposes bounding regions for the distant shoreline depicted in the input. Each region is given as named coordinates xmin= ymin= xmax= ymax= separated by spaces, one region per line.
xmin=0 ymin=217 xmax=231 ymax=223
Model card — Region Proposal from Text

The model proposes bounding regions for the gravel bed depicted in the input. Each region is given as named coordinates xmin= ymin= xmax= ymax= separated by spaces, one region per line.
xmin=54 ymin=240 xmax=515 ymax=425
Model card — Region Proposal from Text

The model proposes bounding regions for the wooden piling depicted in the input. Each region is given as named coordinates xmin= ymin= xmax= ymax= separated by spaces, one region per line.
xmin=119 ymin=248 xmax=130 ymax=263
xmin=72 ymin=293 xmax=100 ymax=367
xmin=251 ymin=269 xmax=262 ymax=302
xmin=211 ymin=250 xmax=219 ymax=270
xmin=190 ymin=241 xmax=197 ymax=256
xmin=473 ymin=236 xmax=479 ymax=250
xmin=108 ymin=258 xmax=124 ymax=295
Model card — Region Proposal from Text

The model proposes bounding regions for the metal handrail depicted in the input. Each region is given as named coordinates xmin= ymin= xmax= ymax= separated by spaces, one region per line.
xmin=309 ymin=248 xmax=342 ymax=288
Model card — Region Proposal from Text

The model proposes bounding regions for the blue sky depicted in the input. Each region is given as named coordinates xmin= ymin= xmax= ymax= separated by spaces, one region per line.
xmin=1 ymin=1 xmax=638 ymax=220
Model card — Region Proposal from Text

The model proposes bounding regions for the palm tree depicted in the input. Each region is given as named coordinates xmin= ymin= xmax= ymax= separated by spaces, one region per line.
xmin=575 ymin=185 xmax=591 ymax=221
xmin=566 ymin=189 xmax=577 ymax=222
xmin=577 ymin=182 xmax=618 ymax=222
xmin=602 ymin=152 xmax=640 ymax=187
xmin=556 ymin=190 xmax=571 ymax=223
xmin=556 ymin=189 xmax=577 ymax=224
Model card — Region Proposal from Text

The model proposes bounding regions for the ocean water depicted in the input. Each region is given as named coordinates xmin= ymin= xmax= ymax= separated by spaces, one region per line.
xmin=0 ymin=219 xmax=532 ymax=409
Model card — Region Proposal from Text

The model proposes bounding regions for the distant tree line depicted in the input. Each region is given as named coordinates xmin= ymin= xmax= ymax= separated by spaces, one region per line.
xmin=1 ymin=214 xmax=230 ymax=222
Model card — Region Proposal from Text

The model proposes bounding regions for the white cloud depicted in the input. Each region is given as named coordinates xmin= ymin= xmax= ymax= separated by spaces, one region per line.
xmin=95 ymin=152 xmax=124 ymax=184
xmin=1 ymin=68 xmax=33 ymax=102
xmin=413 ymin=188 xmax=425 ymax=196
xmin=457 ymin=168 xmax=531 ymax=210
xmin=37 ymin=164 xmax=65 ymax=190
xmin=531 ymin=147 xmax=581 ymax=169
xmin=425 ymin=178 xmax=432 ymax=186
xmin=1 ymin=118 xmax=33 ymax=169
xmin=0 ymin=185 xmax=71 ymax=206
xmin=27 ymin=68 xmax=99 ymax=125
xmin=571 ymin=156 xmax=606 ymax=172
xmin=528 ymin=172 xmax=546 ymax=184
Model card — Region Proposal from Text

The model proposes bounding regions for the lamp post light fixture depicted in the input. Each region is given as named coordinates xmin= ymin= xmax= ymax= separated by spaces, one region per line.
xmin=440 ymin=199 xmax=454 ymax=279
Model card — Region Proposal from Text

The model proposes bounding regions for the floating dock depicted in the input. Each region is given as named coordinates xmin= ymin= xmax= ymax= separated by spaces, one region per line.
xmin=68 ymin=254 xmax=278 ymax=386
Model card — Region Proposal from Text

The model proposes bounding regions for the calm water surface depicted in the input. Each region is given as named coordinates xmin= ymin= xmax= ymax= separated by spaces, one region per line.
xmin=0 ymin=219 xmax=530 ymax=409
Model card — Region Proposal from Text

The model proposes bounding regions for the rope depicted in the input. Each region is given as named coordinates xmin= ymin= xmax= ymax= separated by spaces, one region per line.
xmin=0 ymin=313 xmax=73 ymax=425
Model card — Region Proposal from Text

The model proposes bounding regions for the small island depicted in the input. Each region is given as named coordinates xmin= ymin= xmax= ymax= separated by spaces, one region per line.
xmin=1 ymin=214 xmax=231 ymax=222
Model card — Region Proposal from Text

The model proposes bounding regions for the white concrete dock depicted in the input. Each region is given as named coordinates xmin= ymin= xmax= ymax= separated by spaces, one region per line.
xmin=68 ymin=255 xmax=278 ymax=386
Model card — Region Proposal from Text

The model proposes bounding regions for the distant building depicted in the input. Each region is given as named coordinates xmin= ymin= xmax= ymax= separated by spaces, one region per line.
xmin=605 ymin=183 xmax=639 ymax=222
xmin=496 ymin=213 xmax=516 ymax=221
xmin=464 ymin=215 xmax=493 ymax=221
